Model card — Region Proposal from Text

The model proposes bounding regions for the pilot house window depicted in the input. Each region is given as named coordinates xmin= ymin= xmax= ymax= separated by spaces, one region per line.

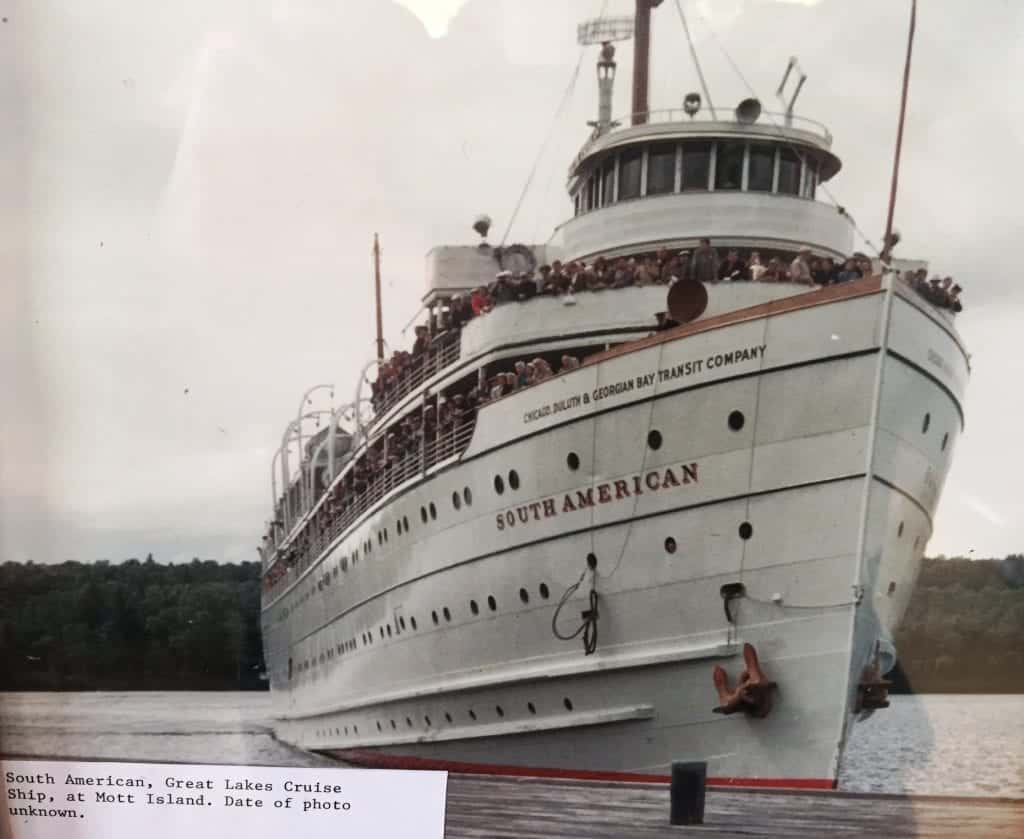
xmin=601 ymin=158 xmax=616 ymax=206
xmin=681 ymin=141 xmax=711 ymax=190
xmin=618 ymin=148 xmax=642 ymax=200
xmin=748 ymin=144 xmax=774 ymax=192
xmin=646 ymin=143 xmax=676 ymax=195
xmin=715 ymin=142 xmax=745 ymax=190
xmin=778 ymin=148 xmax=801 ymax=195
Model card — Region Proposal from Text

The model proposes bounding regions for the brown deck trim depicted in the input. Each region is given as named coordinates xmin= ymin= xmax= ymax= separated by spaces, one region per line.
xmin=585 ymin=276 xmax=884 ymax=368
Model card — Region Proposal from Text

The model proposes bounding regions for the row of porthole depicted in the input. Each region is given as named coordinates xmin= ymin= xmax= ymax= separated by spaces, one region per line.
xmin=314 ymin=696 xmax=576 ymax=740
xmin=494 ymin=470 xmax=520 ymax=495
xmin=562 ymin=412 xmax=747 ymax=473
xmin=292 ymin=583 xmax=556 ymax=678
xmin=292 ymin=485 xmax=477 ymax=616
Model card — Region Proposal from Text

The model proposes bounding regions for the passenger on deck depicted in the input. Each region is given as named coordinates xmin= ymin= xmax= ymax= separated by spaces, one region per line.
xmin=560 ymin=354 xmax=581 ymax=372
xmin=691 ymin=238 xmax=719 ymax=283
xmin=748 ymin=251 xmax=766 ymax=281
xmin=718 ymin=249 xmax=749 ymax=281
xmin=789 ymin=247 xmax=815 ymax=285
xmin=471 ymin=286 xmax=492 ymax=315
xmin=836 ymin=258 xmax=862 ymax=283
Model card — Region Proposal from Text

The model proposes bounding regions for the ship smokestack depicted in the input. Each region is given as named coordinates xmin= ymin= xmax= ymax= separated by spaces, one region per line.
xmin=631 ymin=0 xmax=664 ymax=126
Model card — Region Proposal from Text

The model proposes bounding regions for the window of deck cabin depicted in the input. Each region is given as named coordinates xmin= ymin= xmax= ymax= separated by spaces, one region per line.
xmin=778 ymin=148 xmax=801 ymax=195
xmin=681 ymin=141 xmax=711 ymax=190
xmin=646 ymin=143 xmax=676 ymax=195
xmin=715 ymin=142 xmax=744 ymax=190
xmin=802 ymin=158 xmax=818 ymax=198
xmin=748 ymin=144 xmax=774 ymax=192
xmin=601 ymin=158 xmax=616 ymax=206
xmin=586 ymin=175 xmax=597 ymax=211
xmin=618 ymin=148 xmax=642 ymax=200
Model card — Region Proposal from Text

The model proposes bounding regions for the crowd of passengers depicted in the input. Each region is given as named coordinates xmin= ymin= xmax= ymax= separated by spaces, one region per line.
xmin=265 ymin=345 xmax=587 ymax=587
xmin=900 ymin=268 xmax=963 ymax=313
xmin=371 ymin=241 xmax=964 ymax=413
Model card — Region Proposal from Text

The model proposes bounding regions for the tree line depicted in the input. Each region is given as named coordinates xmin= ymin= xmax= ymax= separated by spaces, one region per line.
xmin=0 ymin=556 xmax=265 ymax=691
xmin=0 ymin=554 xmax=1020 ymax=692
xmin=893 ymin=554 xmax=1024 ymax=693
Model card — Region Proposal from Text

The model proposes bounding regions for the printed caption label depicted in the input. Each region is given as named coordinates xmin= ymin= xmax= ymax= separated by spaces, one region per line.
xmin=1 ymin=759 xmax=447 ymax=839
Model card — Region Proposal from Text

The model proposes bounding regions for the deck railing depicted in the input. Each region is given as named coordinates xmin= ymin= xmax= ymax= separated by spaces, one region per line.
xmin=371 ymin=331 xmax=462 ymax=420
xmin=264 ymin=417 xmax=476 ymax=595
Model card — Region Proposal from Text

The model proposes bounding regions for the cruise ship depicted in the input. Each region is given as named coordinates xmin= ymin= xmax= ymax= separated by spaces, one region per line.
xmin=258 ymin=2 xmax=967 ymax=788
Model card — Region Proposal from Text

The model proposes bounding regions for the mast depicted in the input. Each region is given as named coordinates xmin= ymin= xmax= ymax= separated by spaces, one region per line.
xmin=373 ymin=233 xmax=384 ymax=362
xmin=883 ymin=0 xmax=917 ymax=262
xmin=631 ymin=0 xmax=664 ymax=125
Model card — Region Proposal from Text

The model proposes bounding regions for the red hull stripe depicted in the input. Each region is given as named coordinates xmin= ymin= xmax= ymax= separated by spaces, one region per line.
xmin=326 ymin=749 xmax=836 ymax=791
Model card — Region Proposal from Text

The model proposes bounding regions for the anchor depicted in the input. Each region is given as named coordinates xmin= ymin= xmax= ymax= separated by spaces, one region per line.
xmin=855 ymin=643 xmax=893 ymax=712
xmin=712 ymin=643 xmax=777 ymax=718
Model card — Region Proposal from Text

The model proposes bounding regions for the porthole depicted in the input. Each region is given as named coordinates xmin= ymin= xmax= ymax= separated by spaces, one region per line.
xmin=353 ymin=724 xmax=359 ymax=734
xmin=509 ymin=470 xmax=520 ymax=490
xmin=424 ymin=715 xmax=431 ymax=727
xmin=431 ymin=610 xmax=439 ymax=625
xmin=539 ymin=583 xmax=550 ymax=599
xmin=887 ymin=581 xmax=897 ymax=596
xmin=406 ymin=717 xmax=413 ymax=728
xmin=468 ymin=709 xmax=477 ymax=721
xmin=445 ymin=712 xmax=453 ymax=723
xmin=443 ymin=607 xmax=451 ymax=622
xmin=739 ymin=522 xmax=753 ymax=540
xmin=647 ymin=429 xmax=663 ymax=450
xmin=519 ymin=587 xmax=529 ymax=604
xmin=898 ymin=521 xmax=904 ymax=538
xmin=463 ymin=487 xmax=473 ymax=505
xmin=344 ymin=726 xmax=349 ymax=735
xmin=496 ymin=705 xmax=505 ymax=717
xmin=429 ymin=502 xmax=437 ymax=520
xmin=420 ymin=507 xmax=428 ymax=524
xmin=470 ymin=599 xmax=479 ymax=616
xmin=567 ymin=451 xmax=580 ymax=471
xmin=397 ymin=520 xmax=403 ymax=535
xmin=922 ymin=413 xmax=931 ymax=433
xmin=399 ymin=617 xmax=406 ymax=630
xmin=403 ymin=515 xmax=410 ymax=530
xmin=941 ymin=432 xmax=949 ymax=451
xmin=563 ymin=697 xmax=574 ymax=711
xmin=665 ymin=537 xmax=677 ymax=554
xmin=376 ymin=721 xmax=382 ymax=732
xmin=410 ymin=616 xmax=418 ymax=630
xmin=728 ymin=410 xmax=745 ymax=431
xmin=390 ymin=719 xmax=396 ymax=730
xmin=385 ymin=625 xmax=391 ymax=638
xmin=452 ymin=491 xmax=461 ymax=510
xmin=586 ymin=552 xmax=597 ymax=570
xmin=494 ymin=475 xmax=505 ymax=494
xmin=487 ymin=595 xmax=497 ymax=611
xmin=527 ymin=702 xmax=536 ymax=715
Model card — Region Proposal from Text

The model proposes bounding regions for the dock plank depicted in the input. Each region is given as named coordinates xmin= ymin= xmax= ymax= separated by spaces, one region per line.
xmin=443 ymin=774 xmax=1024 ymax=838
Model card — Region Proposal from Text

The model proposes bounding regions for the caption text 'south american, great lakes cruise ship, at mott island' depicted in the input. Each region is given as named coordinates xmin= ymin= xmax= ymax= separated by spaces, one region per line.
xmin=256 ymin=0 xmax=968 ymax=789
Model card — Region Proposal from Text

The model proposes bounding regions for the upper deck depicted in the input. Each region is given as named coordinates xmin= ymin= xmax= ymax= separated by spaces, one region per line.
xmin=558 ymin=107 xmax=850 ymax=262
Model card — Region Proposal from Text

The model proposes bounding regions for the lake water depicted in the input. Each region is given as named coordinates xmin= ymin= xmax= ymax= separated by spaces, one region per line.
xmin=1 ymin=692 xmax=1021 ymax=798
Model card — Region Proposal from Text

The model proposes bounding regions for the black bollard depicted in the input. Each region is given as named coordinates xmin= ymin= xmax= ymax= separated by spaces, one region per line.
xmin=669 ymin=761 xmax=706 ymax=826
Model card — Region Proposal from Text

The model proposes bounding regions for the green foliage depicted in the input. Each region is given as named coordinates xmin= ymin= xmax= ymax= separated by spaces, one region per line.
xmin=894 ymin=556 xmax=1024 ymax=693
xmin=0 ymin=558 xmax=266 ymax=691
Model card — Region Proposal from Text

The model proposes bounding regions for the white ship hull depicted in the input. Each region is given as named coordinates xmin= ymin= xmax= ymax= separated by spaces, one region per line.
xmin=263 ymin=278 xmax=968 ymax=788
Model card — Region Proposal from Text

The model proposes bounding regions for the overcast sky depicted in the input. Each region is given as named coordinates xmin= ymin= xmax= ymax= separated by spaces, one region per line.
xmin=2 ymin=0 xmax=1022 ymax=565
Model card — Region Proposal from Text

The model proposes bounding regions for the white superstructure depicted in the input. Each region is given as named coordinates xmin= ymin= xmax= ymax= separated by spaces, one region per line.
xmin=259 ymin=4 xmax=967 ymax=789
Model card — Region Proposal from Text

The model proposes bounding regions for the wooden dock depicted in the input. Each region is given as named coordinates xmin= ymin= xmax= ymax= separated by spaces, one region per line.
xmin=443 ymin=774 xmax=1024 ymax=838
